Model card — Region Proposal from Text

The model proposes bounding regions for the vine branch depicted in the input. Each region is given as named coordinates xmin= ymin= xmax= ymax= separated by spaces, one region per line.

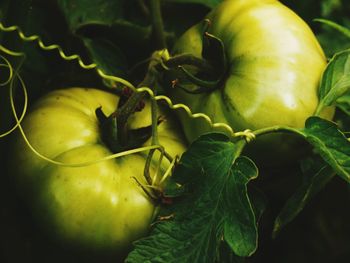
xmin=150 ymin=0 xmax=166 ymax=49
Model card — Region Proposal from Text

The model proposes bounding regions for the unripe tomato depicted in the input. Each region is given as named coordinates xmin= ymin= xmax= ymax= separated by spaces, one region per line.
xmin=166 ymin=0 xmax=334 ymax=164
xmin=11 ymin=88 xmax=186 ymax=253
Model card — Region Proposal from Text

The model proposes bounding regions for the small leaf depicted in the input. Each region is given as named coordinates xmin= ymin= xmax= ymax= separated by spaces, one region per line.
xmin=300 ymin=117 xmax=350 ymax=183
xmin=218 ymin=241 xmax=245 ymax=263
xmin=126 ymin=133 xmax=260 ymax=262
xmin=273 ymin=157 xmax=334 ymax=237
xmin=316 ymin=49 xmax=350 ymax=115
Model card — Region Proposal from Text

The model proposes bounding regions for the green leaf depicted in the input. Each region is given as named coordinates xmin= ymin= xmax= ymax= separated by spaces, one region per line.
xmin=273 ymin=157 xmax=334 ymax=237
xmin=336 ymin=95 xmax=350 ymax=132
xmin=56 ymin=0 xmax=210 ymax=65
xmin=300 ymin=117 xmax=350 ymax=183
xmin=249 ymin=187 xmax=267 ymax=225
xmin=337 ymin=92 xmax=350 ymax=115
xmin=217 ymin=241 xmax=245 ymax=263
xmin=57 ymin=0 xmax=124 ymax=31
xmin=223 ymin=157 xmax=259 ymax=256
xmin=82 ymin=38 xmax=127 ymax=81
xmin=126 ymin=133 xmax=259 ymax=262
xmin=316 ymin=49 xmax=350 ymax=115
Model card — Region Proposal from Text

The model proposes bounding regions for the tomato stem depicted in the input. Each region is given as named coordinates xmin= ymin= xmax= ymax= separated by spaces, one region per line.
xmin=143 ymin=97 xmax=160 ymax=185
xmin=150 ymin=0 xmax=166 ymax=49
xmin=314 ymin=103 xmax=324 ymax=117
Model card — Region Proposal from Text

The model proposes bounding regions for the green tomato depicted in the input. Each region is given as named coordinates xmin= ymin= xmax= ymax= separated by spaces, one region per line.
xmin=11 ymin=88 xmax=186 ymax=253
xmin=166 ymin=0 xmax=334 ymax=164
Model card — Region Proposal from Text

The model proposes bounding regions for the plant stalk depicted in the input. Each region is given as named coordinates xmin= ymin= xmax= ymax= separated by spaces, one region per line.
xmin=150 ymin=0 xmax=166 ymax=49
xmin=253 ymin=125 xmax=304 ymax=138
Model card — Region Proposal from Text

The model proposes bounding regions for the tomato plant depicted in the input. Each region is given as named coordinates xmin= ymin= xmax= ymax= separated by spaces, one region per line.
xmin=10 ymin=87 xmax=186 ymax=253
xmin=0 ymin=0 xmax=349 ymax=263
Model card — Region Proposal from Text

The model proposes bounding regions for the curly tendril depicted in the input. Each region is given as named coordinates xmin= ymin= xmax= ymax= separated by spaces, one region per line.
xmin=137 ymin=86 xmax=237 ymax=138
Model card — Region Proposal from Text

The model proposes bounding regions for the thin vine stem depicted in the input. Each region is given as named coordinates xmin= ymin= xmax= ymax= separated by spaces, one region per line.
xmin=150 ymin=0 xmax=166 ymax=49
xmin=116 ymin=65 xmax=159 ymax=143
xmin=143 ymin=97 xmax=160 ymax=185
xmin=252 ymin=125 xmax=304 ymax=138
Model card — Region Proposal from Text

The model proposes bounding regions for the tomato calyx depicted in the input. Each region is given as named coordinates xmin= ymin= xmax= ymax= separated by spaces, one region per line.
xmin=95 ymin=106 xmax=162 ymax=153
xmin=201 ymin=19 xmax=227 ymax=81
xmin=164 ymin=19 xmax=229 ymax=94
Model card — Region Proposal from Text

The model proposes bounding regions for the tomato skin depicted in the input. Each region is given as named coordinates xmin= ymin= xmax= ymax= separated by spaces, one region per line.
xmin=11 ymin=88 xmax=186 ymax=252
xmin=167 ymin=0 xmax=334 ymax=158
